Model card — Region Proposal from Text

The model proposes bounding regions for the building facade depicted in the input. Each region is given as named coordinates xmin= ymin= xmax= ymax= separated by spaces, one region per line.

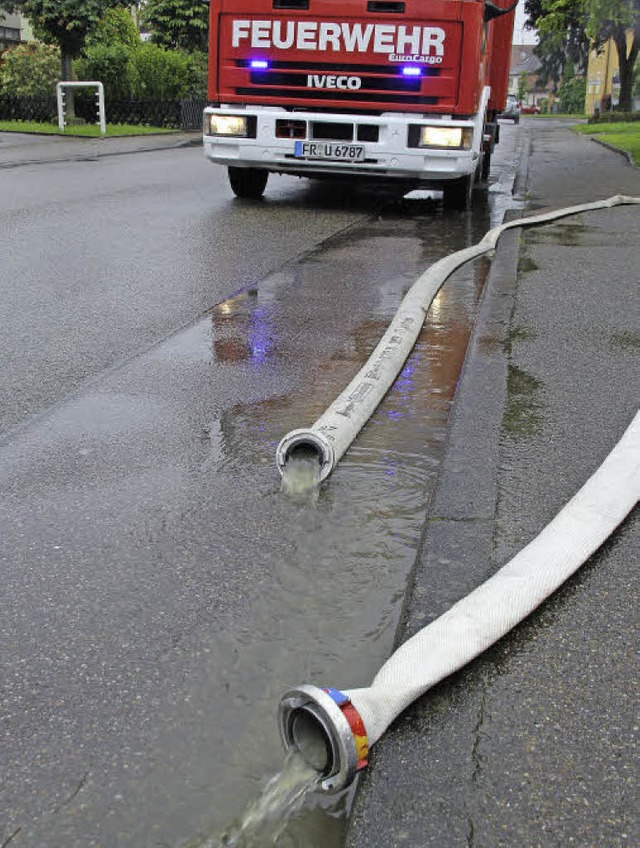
xmin=0 ymin=12 xmax=32 ymax=50
xmin=509 ymin=44 xmax=554 ymax=108
xmin=585 ymin=33 xmax=636 ymax=115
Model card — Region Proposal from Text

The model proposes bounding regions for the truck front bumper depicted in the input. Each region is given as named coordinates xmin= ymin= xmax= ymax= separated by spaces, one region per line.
xmin=203 ymin=105 xmax=483 ymax=184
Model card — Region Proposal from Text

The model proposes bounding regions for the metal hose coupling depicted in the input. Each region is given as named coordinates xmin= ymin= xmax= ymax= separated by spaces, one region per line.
xmin=275 ymin=429 xmax=335 ymax=482
xmin=278 ymin=684 xmax=369 ymax=792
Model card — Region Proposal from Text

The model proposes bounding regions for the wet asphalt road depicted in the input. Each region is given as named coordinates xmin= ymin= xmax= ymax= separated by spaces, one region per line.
xmin=0 ymin=131 xmax=522 ymax=847
xmin=0 ymin=150 xmax=381 ymax=437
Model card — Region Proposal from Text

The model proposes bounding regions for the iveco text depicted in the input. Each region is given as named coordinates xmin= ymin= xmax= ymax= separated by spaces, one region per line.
xmin=307 ymin=75 xmax=362 ymax=89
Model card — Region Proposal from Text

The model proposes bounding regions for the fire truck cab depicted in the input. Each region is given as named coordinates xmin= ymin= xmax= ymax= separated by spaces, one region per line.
xmin=203 ymin=0 xmax=516 ymax=207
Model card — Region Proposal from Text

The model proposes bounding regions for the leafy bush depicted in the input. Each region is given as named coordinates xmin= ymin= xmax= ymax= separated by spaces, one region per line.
xmin=78 ymin=42 xmax=203 ymax=101
xmin=76 ymin=45 xmax=139 ymax=100
xmin=185 ymin=50 xmax=208 ymax=99
xmin=0 ymin=43 xmax=60 ymax=98
xmin=130 ymin=43 xmax=192 ymax=99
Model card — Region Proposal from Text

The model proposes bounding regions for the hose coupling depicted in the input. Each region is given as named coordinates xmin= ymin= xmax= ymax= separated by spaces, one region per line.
xmin=278 ymin=684 xmax=368 ymax=793
xmin=275 ymin=430 xmax=335 ymax=482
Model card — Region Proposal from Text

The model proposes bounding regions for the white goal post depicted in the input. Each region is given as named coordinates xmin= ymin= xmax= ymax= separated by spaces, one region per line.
xmin=56 ymin=81 xmax=106 ymax=135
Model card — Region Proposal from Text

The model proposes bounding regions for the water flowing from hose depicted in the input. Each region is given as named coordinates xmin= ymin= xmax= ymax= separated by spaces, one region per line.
xmin=194 ymin=753 xmax=318 ymax=848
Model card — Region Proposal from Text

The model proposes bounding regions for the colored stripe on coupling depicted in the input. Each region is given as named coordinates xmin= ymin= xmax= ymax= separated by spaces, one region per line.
xmin=324 ymin=687 xmax=350 ymax=707
xmin=324 ymin=687 xmax=369 ymax=770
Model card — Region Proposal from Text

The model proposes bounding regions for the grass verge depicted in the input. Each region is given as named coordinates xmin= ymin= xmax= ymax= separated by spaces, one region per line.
xmin=573 ymin=121 xmax=640 ymax=166
xmin=0 ymin=120 xmax=177 ymax=137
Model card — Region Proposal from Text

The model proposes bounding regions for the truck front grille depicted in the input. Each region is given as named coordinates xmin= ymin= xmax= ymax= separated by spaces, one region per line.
xmin=274 ymin=119 xmax=381 ymax=142
xmin=225 ymin=59 xmax=444 ymax=108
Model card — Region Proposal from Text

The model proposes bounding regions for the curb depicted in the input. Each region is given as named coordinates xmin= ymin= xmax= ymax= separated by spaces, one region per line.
xmin=0 ymin=134 xmax=202 ymax=170
xmin=346 ymin=142 xmax=528 ymax=848
xmin=589 ymin=135 xmax=636 ymax=167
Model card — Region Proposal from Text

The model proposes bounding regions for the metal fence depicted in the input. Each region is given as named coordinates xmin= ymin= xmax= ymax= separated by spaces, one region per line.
xmin=0 ymin=95 xmax=57 ymax=123
xmin=0 ymin=95 xmax=206 ymax=130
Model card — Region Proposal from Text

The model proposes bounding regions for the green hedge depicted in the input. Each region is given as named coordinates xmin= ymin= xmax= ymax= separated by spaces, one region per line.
xmin=76 ymin=43 xmax=207 ymax=102
xmin=588 ymin=112 xmax=640 ymax=124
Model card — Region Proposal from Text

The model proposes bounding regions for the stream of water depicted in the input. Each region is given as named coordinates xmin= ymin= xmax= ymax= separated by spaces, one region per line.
xmin=280 ymin=447 xmax=322 ymax=501
xmin=189 ymin=753 xmax=319 ymax=848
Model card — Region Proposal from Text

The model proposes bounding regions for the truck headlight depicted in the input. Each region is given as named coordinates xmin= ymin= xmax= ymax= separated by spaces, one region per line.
xmin=419 ymin=126 xmax=473 ymax=149
xmin=204 ymin=114 xmax=249 ymax=137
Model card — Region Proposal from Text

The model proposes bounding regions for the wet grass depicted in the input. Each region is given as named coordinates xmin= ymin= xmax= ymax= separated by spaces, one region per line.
xmin=610 ymin=330 xmax=640 ymax=350
xmin=531 ymin=113 xmax=588 ymax=120
xmin=503 ymin=364 xmax=543 ymax=436
xmin=502 ymin=325 xmax=535 ymax=356
xmin=573 ymin=122 xmax=640 ymax=166
xmin=525 ymin=222 xmax=587 ymax=247
xmin=478 ymin=325 xmax=535 ymax=356
xmin=0 ymin=119 xmax=176 ymax=137
xmin=517 ymin=254 xmax=539 ymax=275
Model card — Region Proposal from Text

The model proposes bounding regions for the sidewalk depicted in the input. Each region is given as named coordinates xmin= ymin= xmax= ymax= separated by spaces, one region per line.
xmin=346 ymin=120 xmax=640 ymax=847
xmin=0 ymin=130 xmax=201 ymax=168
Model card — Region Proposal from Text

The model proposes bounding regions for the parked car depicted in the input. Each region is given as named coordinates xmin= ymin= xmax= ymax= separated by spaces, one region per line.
xmin=501 ymin=94 xmax=521 ymax=123
xmin=521 ymin=104 xmax=541 ymax=115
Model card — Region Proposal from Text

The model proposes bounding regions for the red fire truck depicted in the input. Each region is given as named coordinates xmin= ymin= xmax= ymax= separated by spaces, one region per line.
xmin=203 ymin=0 xmax=517 ymax=207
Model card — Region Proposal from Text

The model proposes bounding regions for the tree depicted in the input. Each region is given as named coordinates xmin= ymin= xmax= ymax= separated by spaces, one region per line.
xmin=585 ymin=0 xmax=639 ymax=112
xmin=142 ymin=0 xmax=209 ymax=52
xmin=86 ymin=7 xmax=140 ymax=49
xmin=518 ymin=71 xmax=529 ymax=102
xmin=0 ymin=0 xmax=129 ymax=83
xmin=527 ymin=0 xmax=640 ymax=111
xmin=524 ymin=0 xmax=590 ymax=88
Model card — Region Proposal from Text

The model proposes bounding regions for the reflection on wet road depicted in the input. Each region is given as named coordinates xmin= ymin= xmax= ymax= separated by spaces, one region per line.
xmin=0 ymin=130 xmax=522 ymax=847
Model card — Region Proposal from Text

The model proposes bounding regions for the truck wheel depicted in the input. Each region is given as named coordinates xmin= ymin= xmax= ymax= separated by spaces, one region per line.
xmin=442 ymin=175 xmax=473 ymax=210
xmin=228 ymin=167 xmax=268 ymax=199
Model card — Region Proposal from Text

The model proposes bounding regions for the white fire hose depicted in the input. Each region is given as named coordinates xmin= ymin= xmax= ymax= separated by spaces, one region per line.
xmin=276 ymin=195 xmax=640 ymax=481
xmin=277 ymin=194 xmax=640 ymax=792
xmin=279 ymin=411 xmax=639 ymax=791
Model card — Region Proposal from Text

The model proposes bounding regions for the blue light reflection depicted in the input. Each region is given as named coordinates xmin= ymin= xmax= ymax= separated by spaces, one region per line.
xmin=249 ymin=306 xmax=272 ymax=366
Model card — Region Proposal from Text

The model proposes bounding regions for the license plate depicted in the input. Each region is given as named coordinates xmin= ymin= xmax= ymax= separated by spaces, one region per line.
xmin=294 ymin=141 xmax=365 ymax=162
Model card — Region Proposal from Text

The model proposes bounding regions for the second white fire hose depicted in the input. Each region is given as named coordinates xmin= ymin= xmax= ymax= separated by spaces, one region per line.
xmin=276 ymin=194 xmax=640 ymax=481
xmin=279 ymin=411 xmax=640 ymax=791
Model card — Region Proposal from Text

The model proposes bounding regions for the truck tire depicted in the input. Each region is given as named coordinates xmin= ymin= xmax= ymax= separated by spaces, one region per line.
xmin=442 ymin=174 xmax=473 ymax=210
xmin=228 ymin=167 xmax=268 ymax=199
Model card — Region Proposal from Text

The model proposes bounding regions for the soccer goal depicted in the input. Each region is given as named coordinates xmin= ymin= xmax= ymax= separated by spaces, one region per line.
xmin=56 ymin=81 xmax=106 ymax=135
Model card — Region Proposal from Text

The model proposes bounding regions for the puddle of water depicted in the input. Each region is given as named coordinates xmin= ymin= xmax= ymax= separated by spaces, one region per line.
xmin=171 ymin=191 xmax=515 ymax=846
xmin=186 ymin=753 xmax=319 ymax=848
